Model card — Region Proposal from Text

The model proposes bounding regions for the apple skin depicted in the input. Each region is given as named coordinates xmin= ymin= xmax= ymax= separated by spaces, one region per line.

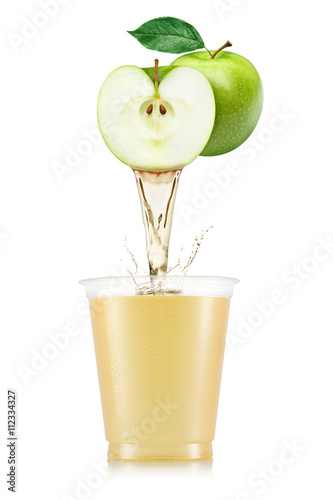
xmin=172 ymin=50 xmax=263 ymax=156
xmin=143 ymin=65 xmax=173 ymax=83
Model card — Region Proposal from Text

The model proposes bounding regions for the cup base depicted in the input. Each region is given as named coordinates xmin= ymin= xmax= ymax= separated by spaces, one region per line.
xmin=108 ymin=442 xmax=213 ymax=461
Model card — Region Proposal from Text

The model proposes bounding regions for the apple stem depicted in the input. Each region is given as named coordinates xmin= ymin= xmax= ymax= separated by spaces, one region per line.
xmin=204 ymin=47 xmax=212 ymax=57
xmin=210 ymin=41 xmax=232 ymax=59
xmin=154 ymin=59 xmax=159 ymax=84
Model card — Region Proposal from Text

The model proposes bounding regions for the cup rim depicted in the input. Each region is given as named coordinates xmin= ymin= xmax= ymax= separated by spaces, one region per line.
xmin=80 ymin=275 xmax=239 ymax=299
xmin=79 ymin=275 xmax=239 ymax=285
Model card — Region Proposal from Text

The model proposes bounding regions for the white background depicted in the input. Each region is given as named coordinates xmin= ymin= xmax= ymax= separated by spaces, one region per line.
xmin=1 ymin=0 xmax=333 ymax=498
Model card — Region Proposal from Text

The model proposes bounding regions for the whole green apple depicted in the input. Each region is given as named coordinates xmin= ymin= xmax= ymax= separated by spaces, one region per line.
xmin=172 ymin=47 xmax=263 ymax=156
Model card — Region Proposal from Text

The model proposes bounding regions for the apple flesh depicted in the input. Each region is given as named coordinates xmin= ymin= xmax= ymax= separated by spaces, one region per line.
xmin=172 ymin=50 xmax=263 ymax=156
xmin=97 ymin=65 xmax=216 ymax=171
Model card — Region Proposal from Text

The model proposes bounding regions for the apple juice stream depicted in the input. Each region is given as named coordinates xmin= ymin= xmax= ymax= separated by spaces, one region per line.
xmin=134 ymin=169 xmax=181 ymax=275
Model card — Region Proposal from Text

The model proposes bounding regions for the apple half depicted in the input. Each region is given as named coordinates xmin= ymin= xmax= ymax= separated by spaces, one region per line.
xmin=97 ymin=65 xmax=215 ymax=171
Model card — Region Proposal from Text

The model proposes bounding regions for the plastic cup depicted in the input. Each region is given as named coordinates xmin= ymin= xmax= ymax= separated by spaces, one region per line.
xmin=80 ymin=275 xmax=238 ymax=461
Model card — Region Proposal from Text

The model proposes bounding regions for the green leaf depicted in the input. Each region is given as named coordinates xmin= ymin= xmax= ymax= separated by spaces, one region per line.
xmin=128 ymin=17 xmax=205 ymax=54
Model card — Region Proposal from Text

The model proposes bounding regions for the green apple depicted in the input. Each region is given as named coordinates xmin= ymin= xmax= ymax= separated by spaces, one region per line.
xmin=97 ymin=64 xmax=216 ymax=171
xmin=172 ymin=49 xmax=263 ymax=156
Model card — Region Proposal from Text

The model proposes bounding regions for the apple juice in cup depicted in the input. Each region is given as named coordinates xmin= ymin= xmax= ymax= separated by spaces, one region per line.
xmin=81 ymin=16 xmax=263 ymax=460
xmin=81 ymin=276 xmax=238 ymax=461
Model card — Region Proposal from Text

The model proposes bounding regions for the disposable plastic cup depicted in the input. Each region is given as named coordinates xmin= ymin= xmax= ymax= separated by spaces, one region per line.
xmin=80 ymin=275 xmax=239 ymax=461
